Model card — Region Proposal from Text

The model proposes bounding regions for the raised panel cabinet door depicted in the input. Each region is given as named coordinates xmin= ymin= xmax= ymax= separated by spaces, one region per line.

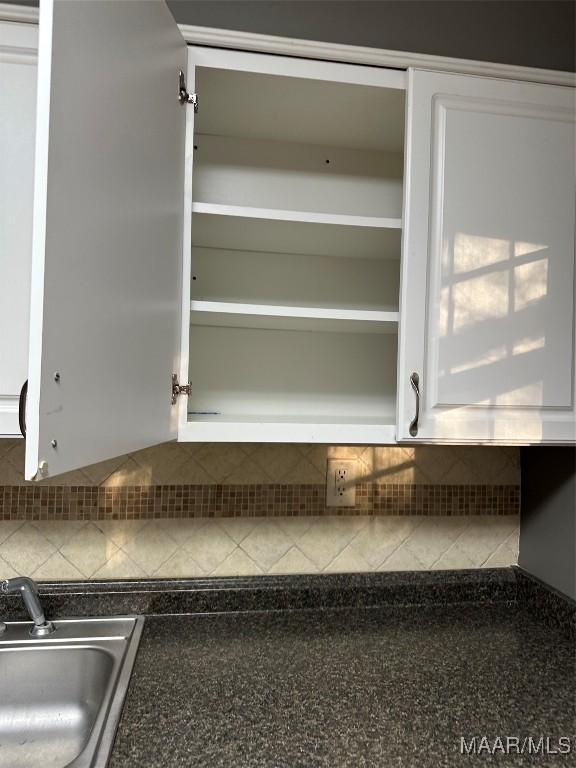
xmin=0 ymin=22 xmax=37 ymax=435
xmin=398 ymin=69 xmax=576 ymax=443
xmin=25 ymin=0 xmax=187 ymax=479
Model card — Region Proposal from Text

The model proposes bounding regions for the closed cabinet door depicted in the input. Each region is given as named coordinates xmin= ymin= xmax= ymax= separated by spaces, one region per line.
xmin=398 ymin=69 xmax=576 ymax=443
xmin=25 ymin=0 xmax=188 ymax=479
xmin=0 ymin=22 xmax=37 ymax=436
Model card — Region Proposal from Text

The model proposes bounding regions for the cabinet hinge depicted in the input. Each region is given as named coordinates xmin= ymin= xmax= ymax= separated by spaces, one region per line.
xmin=178 ymin=70 xmax=198 ymax=112
xmin=172 ymin=373 xmax=192 ymax=405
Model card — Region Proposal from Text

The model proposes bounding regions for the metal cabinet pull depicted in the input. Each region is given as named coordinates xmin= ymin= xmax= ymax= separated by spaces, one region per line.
xmin=409 ymin=372 xmax=419 ymax=437
xmin=18 ymin=379 xmax=27 ymax=438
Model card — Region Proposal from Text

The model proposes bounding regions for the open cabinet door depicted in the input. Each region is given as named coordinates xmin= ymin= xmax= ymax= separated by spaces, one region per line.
xmin=25 ymin=1 xmax=188 ymax=479
xmin=398 ymin=69 xmax=575 ymax=443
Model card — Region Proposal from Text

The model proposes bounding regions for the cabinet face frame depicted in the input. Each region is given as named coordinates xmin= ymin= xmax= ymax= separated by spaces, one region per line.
xmin=177 ymin=47 xmax=407 ymax=444
xmin=397 ymin=68 xmax=576 ymax=444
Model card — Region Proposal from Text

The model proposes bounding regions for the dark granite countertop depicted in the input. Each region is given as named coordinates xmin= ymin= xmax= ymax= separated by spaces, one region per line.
xmin=110 ymin=603 xmax=575 ymax=768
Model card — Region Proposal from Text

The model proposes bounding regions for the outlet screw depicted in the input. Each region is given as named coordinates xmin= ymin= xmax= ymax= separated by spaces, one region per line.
xmin=54 ymin=372 xmax=60 ymax=382
xmin=51 ymin=439 xmax=57 ymax=448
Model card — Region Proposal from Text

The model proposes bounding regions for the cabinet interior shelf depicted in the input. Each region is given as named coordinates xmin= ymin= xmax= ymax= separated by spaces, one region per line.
xmin=179 ymin=416 xmax=397 ymax=445
xmin=191 ymin=202 xmax=402 ymax=230
xmin=190 ymin=300 xmax=399 ymax=333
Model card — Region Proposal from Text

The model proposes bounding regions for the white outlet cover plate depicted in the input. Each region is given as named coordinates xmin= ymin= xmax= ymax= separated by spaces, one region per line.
xmin=326 ymin=459 xmax=357 ymax=507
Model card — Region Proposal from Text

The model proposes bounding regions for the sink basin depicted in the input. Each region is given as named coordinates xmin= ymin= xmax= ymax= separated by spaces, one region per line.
xmin=0 ymin=616 xmax=144 ymax=768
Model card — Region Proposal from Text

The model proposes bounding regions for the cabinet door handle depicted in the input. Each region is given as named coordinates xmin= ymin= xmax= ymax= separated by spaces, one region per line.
xmin=409 ymin=372 xmax=419 ymax=437
xmin=18 ymin=380 xmax=27 ymax=438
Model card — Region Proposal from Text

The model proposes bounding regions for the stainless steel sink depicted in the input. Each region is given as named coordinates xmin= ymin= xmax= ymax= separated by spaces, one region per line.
xmin=0 ymin=616 xmax=144 ymax=768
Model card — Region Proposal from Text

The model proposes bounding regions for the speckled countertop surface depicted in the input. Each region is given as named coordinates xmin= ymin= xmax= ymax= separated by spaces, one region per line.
xmin=110 ymin=603 xmax=575 ymax=768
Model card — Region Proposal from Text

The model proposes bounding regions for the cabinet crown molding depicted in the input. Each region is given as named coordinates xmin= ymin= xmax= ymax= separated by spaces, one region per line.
xmin=0 ymin=2 xmax=573 ymax=88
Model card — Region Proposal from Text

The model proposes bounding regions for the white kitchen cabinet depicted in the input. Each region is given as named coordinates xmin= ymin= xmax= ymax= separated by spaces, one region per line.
xmin=24 ymin=0 xmax=407 ymax=479
xmin=398 ymin=70 xmax=576 ymax=443
xmin=0 ymin=21 xmax=36 ymax=435
xmin=181 ymin=48 xmax=406 ymax=445
xmin=0 ymin=1 xmax=572 ymax=480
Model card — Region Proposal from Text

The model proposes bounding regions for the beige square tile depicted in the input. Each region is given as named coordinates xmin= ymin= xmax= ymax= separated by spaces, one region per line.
xmin=354 ymin=447 xmax=375 ymax=476
xmin=127 ymin=442 xmax=190 ymax=485
xmin=121 ymin=521 xmax=178 ymax=574
xmin=217 ymin=517 xmax=259 ymax=545
xmin=59 ymin=523 xmax=118 ymax=577
xmin=440 ymin=460 xmax=477 ymax=485
xmin=182 ymin=523 xmax=236 ymax=572
xmin=482 ymin=540 xmax=518 ymax=568
xmin=0 ymin=438 xmax=19 ymax=460
xmin=32 ymin=552 xmax=85 ymax=581
xmin=250 ymin=445 xmax=301 ymax=482
xmin=0 ymin=459 xmax=24 ymax=484
xmin=275 ymin=516 xmax=314 ymax=542
xmin=493 ymin=450 xmax=521 ymax=485
xmin=193 ymin=444 xmax=249 ymax=482
xmin=0 ymin=439 xmax=27 ymax=483
xmin=240 ymin=520 xmax=292 ymax=571
xmin=0 ymin=555 xmax=19 ymax=579
xmin=0 ymin=521 xmax=24 ymax=545
xmin=153 ymin=549 xmax=206 ymax=578
xmin=296 ymin=516 xmax=367 ymax=570
xmin=326 ymin=446 xmax=364 ymax=461
xmin=371 ymin=446 xmax=418 ymax=483
xmin=350 ymin=517 xmax=422 ymax=568
xmin=451 ymin=516 xmax=519 ymax=567
xmin=403 ymin=517 xmax=470 ymax=568
xmin=94 ymin=520 xmax=148 ymax=548
xmin=456 ymin=446 xmax=520 ymax=485
xmin=38 ymin=469 xmax=92 ymax=487
xmin=268 ymin=547 xmax=318 ymax=575
xmin=159 ymin=518 xmax=207 ymax=544
xmin=304 ymin=446 xmax=329 ymax=475
xmin=430 ymin=544 xmax=477 ymax=570
xmin=92 ymin=549 xmax=147 ymax=579
xmin=31 ymin=521 xmax=87 ymax=549
xmin=211 ymin=548 xmax=263 ymax=577
xmin=504 ymin=527 xmax=520 ymax=557
xmin=379 ymin=545 xmax=426 ymax=571
xmin=411 ymin=445 xmax=458 ymax=483
xmin=101 ymin=458 xmax=153 ymax=487
xmin=168 ymin=459 xmax=215 ymax=484
xmin=77 ymin=454 xmax=130 ymax=486
xmin=223 ymin=457 xmax=271 ymax=484
xmin=278 ymin=457 xmax=324 ymax=484
xmin=0 ymin=522 xmax=56 ymax=574
xmin=323 ymin=544 xmax=371 ymax=574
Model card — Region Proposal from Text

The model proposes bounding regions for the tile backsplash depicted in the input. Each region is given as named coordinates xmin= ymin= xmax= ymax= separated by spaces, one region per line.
xmin=0 ymin=440 xmax=519 ymax=487
xmin=0 ymin=441 xmax=520 ymax=579
xmin=0 ymin=516 xmax=519 ymax=581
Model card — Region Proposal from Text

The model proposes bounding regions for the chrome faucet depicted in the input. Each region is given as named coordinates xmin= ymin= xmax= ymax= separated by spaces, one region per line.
xmin=1 ymin=577 xmax=55 ymax=636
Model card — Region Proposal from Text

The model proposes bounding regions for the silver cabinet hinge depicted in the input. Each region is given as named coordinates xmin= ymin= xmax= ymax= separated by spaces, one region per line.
xmin=172 ymin=373 xmax=191 ymax=405
xmin=178 ymin=70 xmax=198 ymax=112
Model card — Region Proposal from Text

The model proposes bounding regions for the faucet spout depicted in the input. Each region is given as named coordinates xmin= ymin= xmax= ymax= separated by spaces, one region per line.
xmin=1 ymin=577 xmax=54 ymax=636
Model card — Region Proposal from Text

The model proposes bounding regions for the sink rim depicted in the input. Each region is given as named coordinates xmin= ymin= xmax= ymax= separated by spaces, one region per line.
xmin=0 ymin=615 xmax=144 ymax=768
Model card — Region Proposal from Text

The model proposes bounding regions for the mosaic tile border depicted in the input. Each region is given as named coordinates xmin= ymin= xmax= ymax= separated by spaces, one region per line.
xmin=0 ymin=483 xmax=520 ymax=520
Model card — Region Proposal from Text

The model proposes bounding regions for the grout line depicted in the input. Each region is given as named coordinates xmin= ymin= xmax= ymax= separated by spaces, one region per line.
xmin=370 ymin=516 xmax=425 ymax=570
xmin=52 ymin=548 xmax=88 ymax=580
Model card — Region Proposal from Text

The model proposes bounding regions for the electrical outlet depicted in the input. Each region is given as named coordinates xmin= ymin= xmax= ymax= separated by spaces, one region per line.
xmin=326 ymin=459 xmax=356 ymax=507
